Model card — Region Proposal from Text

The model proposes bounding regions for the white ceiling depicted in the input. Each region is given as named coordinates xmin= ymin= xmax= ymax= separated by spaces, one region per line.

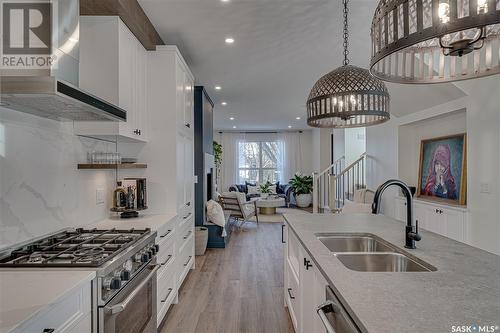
xmin=140 ymin=0 xmax=466 ymax=130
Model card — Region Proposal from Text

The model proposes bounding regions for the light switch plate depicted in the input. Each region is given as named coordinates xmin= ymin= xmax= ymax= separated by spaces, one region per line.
xmin=194 ymin=176 xmax=198 ymax=184
xmin=96 ymin=188 xmax=105 ymax=204
xmin=480 ymin=183 xmax=490 ymax=194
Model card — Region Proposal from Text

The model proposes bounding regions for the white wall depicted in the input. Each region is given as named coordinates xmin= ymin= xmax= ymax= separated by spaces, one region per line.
xmin=455 ymin=76 xmax=500 ymax=255
xmin=398 ymin=110 xmax=466 ymax=187
xmin=366 ymin=118 xmax=399 ymax=216
xmin=0 ymin=108 xmax=115 ymax=250
xmin=332 ymin=129 xmax=345 ymax=162
xmin=345 ymin=127 xmax=366 ymax=165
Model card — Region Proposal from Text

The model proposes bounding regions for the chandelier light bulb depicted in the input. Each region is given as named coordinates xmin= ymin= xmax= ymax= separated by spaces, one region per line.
xmin=438 ymin=2 xmax=450 ymax=23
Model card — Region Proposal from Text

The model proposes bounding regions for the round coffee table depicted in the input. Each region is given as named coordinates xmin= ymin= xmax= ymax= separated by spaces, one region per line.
xmin=256 ymin=197 xmax=286 ymax=215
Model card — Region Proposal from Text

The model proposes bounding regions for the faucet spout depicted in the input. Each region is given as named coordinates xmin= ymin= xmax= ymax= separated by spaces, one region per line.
xmin=372 ymin=179 xmax=421 ymax=249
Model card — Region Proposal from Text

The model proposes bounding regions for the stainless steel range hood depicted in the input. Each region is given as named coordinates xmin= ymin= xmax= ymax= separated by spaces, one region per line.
xmin=0 ymin=0 xmax=126 ymax=122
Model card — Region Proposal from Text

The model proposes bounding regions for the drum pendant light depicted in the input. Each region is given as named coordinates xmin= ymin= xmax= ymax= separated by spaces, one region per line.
xmin=370 ymin=0 xmax=500 ymax=83
xmin=307 ymin=0 xmax=391 ymax=128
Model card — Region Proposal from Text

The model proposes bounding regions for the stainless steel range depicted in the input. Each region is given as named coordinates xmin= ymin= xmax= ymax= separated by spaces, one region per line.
xmin=0 ymin=228 xmax=159 ymax=333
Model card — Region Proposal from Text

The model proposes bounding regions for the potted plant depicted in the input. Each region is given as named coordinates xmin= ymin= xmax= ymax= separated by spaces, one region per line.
xmin=289 ymin=173 xmax=313 ymax=208
xmin=259 ymin=181 xmax=273 ymax=199
xmin=213 ymin=141 xmax=222 ymax=168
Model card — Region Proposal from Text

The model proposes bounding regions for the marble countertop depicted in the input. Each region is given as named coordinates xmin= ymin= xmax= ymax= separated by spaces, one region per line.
xmin=284 ymin=213 xmax=500 ymax=333
xmin=0 ymin=270 xmax=95 ymax=332
xmin=87 ymin=212 xmax=177 ymax=231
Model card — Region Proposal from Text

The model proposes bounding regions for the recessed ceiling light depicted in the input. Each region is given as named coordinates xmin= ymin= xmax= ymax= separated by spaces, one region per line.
xmin=229 ymin=117 xmax=235 ymax=120
xmin=221 ymin=102 xmax=228 ymax=106
xmin=288 ymin=125 xmax=292 ymax=129
xmin=221 ymin=0 xmax=230 ymax=2
xmin=232 ymin=126 xmax=237 ymax=129
xmin=225 ymin=37 xmax=235 ymax=44
xmin=296 ymin=117 xmax=301 ymax=120
xmin=215 ymin=86 xmax=222 ymax=90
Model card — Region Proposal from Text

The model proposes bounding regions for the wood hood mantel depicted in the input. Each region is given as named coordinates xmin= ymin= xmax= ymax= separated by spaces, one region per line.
xmin=80 ymin=0 xmax=164 ymax=50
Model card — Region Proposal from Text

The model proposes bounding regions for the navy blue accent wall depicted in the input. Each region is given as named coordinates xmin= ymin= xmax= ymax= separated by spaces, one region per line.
xmin=194 ymin=87 xmax=214 ymax=227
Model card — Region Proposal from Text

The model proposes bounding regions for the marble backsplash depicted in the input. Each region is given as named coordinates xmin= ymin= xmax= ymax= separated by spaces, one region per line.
xmin=0 ymin=107 xmax=116 ymax=250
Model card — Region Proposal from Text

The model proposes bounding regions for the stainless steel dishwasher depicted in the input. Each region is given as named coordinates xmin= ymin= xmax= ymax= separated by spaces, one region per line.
xmin=317 ymin=286 xmax=360 ymax=333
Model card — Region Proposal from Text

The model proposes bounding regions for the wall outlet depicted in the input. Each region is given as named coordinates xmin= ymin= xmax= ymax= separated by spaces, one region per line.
xmin=194 ymin=176 xmax=198 ymax=184
xmin=480 ymin=183 xmax=490 ymax=194
xmin=96 ymin=188 xmax=105 ymax=205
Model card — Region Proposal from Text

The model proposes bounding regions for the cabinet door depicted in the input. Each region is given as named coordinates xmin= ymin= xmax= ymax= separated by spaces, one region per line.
xmin=184 ymin=75 xmax=194 ymax=133
xmin=443 ymin=208 xmax=467 ymax=242
xmin=177 ymin=134 xmax=186 ymax=213
xmin=299 ymin=247 xmax=327 ymax=333
xmin=135 ymin=42 xmax=148 ymax=141
xmin=118 ymin=22 xmax=135 ymax=136
xmin=183 ymin=135 xmax=194 ymax=208
xmin=176 ymin=61 xmax=187 ymax=130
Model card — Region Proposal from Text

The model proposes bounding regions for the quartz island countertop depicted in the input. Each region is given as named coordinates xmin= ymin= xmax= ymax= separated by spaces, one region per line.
xmin=87 ymin=212 xmax=177 ymax=231
xmin=284 ymin=213 xmax=500 ymax=333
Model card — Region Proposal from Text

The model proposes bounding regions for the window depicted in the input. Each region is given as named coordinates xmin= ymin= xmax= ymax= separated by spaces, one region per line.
xmin=238 ymin=141 xmax=283 ymax=184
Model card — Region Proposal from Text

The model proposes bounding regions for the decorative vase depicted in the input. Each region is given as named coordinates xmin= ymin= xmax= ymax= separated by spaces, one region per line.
xmin=261 ymin=193 xmax=269 ymax=199
xmin=296 ymin=193 xmax=312 ymax=208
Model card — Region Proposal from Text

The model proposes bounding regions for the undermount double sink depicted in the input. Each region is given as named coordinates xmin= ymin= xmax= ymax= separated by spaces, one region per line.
xmin=316 ymin=233 xmax=437 ymax=272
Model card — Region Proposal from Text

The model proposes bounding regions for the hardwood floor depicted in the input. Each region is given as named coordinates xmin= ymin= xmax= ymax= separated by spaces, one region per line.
xmin=159 ymin=222 xmax=294 ymax=333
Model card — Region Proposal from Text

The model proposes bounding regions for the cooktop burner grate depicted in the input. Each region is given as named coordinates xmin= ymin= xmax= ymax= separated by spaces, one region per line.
xmin=0 ymin=228 xmax=151 ymax=267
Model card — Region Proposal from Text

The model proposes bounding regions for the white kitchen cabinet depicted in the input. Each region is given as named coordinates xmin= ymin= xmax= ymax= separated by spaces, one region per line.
xmin=394 ymin=197 xmax=469 ymax=243
xmin=75 ymin=16 xmax=148 ymax=142
xmin=283 ymin=223 xmax=328 ymax=333
xmin=12 ymin=281 xmax=91 ymax=333
xmin=145 ymin=45 xmax=195 ymax=327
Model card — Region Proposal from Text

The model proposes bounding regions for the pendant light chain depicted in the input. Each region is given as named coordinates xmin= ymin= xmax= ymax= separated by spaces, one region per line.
xmin=342 ymin=0 xmax=349 ymax=66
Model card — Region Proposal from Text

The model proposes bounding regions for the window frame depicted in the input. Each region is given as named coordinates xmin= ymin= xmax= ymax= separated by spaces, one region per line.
xmin=238 ymin=141 xmax=280 ymax=184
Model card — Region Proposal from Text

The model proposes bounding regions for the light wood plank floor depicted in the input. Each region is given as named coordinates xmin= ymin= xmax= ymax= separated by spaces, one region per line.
xmin=159 ymin=222 xmax=294 ymax=333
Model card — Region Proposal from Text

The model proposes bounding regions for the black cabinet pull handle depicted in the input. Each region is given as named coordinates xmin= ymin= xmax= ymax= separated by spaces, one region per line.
xmin=304 ymin=258 xmax=313 ymax=270
xmin=287 ymin=288 xmax=295 ymax=300
xmin=185 ymin=123 xmax=191 ymax=128
xmin=43 ymin=330 xmax=55 ymax=333
xmin=183 ymin=230 xmax=192 ymax=240
xmin=160 ymin=229 xmax=172 ymax=238
xmin=281 ymin=225 xmax=285 ymax=244
xmin=161 ymin=255 xmax=173 ymax=266
xmin=184 ymin=256 xmax=192 ymax=266
xmin=160 ymin=288 xmax=173 ymax=303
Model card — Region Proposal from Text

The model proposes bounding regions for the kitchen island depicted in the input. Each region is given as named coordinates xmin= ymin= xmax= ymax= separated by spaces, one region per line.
xmin=283 ymin=212 xmax=500 ymax=333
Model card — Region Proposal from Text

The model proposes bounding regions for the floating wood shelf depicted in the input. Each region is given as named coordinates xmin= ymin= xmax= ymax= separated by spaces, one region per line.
xmin=78 ymin=163 xmax=147 ymax=170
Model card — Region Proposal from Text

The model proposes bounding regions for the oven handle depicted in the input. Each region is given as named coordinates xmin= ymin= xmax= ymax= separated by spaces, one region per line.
xmin=104 ymin=265 xmax=159 ymax=315
xmin=317 ymin=300 xmax=337 ymax=333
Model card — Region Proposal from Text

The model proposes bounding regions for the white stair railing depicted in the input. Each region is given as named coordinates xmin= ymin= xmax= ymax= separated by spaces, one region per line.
xmin=312 ymin=156 xmax=345 ymax=213
xmin=313 ymin=153 xmax=367 ymax=213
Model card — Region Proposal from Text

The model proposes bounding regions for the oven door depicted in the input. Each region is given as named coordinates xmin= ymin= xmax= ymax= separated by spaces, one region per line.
xmin=100 ymin=264 xmax=158 ymax=333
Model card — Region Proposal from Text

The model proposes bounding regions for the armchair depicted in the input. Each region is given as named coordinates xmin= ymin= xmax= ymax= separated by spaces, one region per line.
xmin=219 ymin=192 xmax=259 ymax=229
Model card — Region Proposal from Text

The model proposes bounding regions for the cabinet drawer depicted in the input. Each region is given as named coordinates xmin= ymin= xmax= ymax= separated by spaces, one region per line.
xmin=157 ymin=268 xmax=177 ymax=327
xmin=157 ymin=240 xmax=175 ymax=277
xmin=285 ymin=260 xmax=299 ymax=330
xmin=177 ymin=219 xmax=194 ymax=254
xmin=14 ymin=282 xmax=91 ymax=333
xmin=156 ymin=217 xmax=177 ymax=243
xmin=178 ymin=209 xmax=193 ymax=230
xmin=178 ymin=234 xmax=194 ymax=285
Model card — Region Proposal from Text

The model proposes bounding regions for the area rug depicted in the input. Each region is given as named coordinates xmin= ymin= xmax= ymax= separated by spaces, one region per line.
xmin=247 ymin=207 xmax=310 ymax=223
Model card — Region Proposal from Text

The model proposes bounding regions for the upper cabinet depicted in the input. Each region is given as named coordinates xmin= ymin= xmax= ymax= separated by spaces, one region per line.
xmin=75 ymin=16 xmax=148 ymax=142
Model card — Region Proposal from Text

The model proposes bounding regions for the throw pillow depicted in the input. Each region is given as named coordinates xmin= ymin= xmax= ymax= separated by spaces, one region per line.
xmin=206 ymin=200 xmax=226 ymax=228
xmin=247 ymin=184 xmax=260 ymax=195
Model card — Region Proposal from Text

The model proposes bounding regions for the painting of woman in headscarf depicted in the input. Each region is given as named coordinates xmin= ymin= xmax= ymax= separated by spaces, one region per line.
xmin=417 ymin=134 xmax=466 ymax=205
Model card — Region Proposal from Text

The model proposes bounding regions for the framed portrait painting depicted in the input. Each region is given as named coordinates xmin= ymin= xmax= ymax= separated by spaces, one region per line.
xmin=417 ymin=134 xmax=467 ymax=206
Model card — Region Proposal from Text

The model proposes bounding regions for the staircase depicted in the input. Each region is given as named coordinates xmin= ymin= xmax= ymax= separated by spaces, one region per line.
xmin=312 ymin=153 xmax=367 ymax=213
